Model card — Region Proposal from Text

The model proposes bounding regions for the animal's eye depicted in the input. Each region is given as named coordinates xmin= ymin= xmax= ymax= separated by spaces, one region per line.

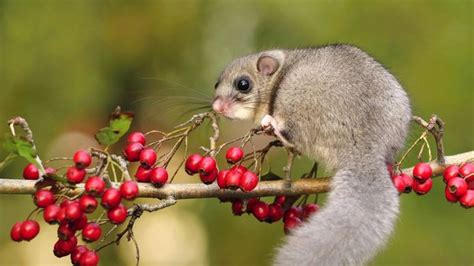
xmin=235 ymin=78 xmax=251 ymax=93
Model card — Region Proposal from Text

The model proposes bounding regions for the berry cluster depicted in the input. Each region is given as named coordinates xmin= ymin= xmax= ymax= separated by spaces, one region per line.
xmin=443 ymin=163 xmax=474 ymax=208
xmin=391 ymin=162 xmax=434 ymax=195
xmin=12 ymin=150 xmax=141 ymax=266
xmin=124 ymin=132 xmax=169 ymax=187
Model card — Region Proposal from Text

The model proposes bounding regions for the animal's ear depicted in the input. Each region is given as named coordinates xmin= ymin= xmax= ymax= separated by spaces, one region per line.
xmin=257 ymin=55 xmax=280 ymax=76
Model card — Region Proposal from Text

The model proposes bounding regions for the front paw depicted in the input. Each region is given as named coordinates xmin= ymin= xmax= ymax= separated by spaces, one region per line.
xmin=260 ymin=114 xmax=277 ymax=135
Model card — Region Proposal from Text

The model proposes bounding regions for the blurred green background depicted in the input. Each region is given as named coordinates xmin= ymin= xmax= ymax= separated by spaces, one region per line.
xmin=0 ymin=0 xmax=472 ymax=265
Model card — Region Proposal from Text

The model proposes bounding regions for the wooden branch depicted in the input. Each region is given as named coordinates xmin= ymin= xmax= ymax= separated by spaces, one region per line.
xmin=0 ymin=151 xmax=472 ymax=199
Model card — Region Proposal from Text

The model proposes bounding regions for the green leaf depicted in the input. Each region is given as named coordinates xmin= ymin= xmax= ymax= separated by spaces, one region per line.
xmin=2 ymin=134 xmax=37 ymax=164
xmin=95 ymin=107 xmax=134 ymax=146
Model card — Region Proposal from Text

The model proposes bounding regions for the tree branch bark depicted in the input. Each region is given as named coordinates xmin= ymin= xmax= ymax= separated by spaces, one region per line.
xmin=0 ymin=151 xmax=472 ymax=199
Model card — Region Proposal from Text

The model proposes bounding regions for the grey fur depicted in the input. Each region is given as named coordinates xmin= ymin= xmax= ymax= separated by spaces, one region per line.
xmin=213 ymin=44 xmax=411 ymax=266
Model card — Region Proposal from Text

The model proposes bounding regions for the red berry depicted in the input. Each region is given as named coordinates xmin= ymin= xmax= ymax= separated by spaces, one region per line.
xmin=198 ymin=156 xmax=217 ymax=175
xmin=447 ymin=177 xmax=468 ymax=197
xmin=240 ymin=171 xmax=259 ymax=192
xmin=185 ymin=154 xmax=203 ymax=175
xmin=82 ymin=222 xmax=101 ymax=242
xmin=225 ymin=169 xmax=243 ymax=189
xmin=135 ymin=166 xmax=152 ymax=182
xmin=225 ymin=147 xmax=244 ymax=164
xmin=123 ymin=142 xmax=144 ymax=162
xmin=66 ymin=167 xmax=86 ymax=184
xmin=217 ymin=169 xmax=229 ymax=189
xmin=56 ymin=207 xmax=67 ymax=224
xmin=20 ymin=220 xmax=40 ymax=241
xmin=443 ymin=165 xmax=460 ymax=183
xmin=231 ymin=165 xmax=248 ymax=175
xmin=392 ymin=174 xmax=410 ymax=193
xmin=80 ymin=250 xmax=99 ymax=266
xmin=45 ymin=167 xmax=56 ymax=176
xmin=65 ymin=202 xmax=83 ymax=221
xmin=58 ymin=223 xmax=76 ymax=240
xmin=71 ymin=214 xmax=88 ymax=231
xmin=71 ymin=245 xmax=88 ymax=265
xmin=73 ymin=150 xmax=92 ymax=169
xmin=54 ymin=236 xmax=77 ymax=257
xmin=252 ymin=201 xmax=269 ymax=222
xmin=43 ymin=204 xmax=61 ymax=224
xmin=303 ymin=203 xmax=319 ymax=219
xmin=245 ymin=198 xmax=260 ymax=213
xmin=85 ymin=176 xmax=106 ymax=196
xmin=10 ymin=222 xmax=23 ymax=242
xmin=101 ymin=188 xmax=121 ymax=209
xmin=268 ymin=203 xmax=283 ymax=222
xmin=139 ymin=148 xmax=157 ymax=167
xmin=149 ymin=167 xmax=168 ymax=187
xmin=460 ymin=190 xmax=474 ymax=208
xmin=60 ymin=199 xmax=75 ymax=208
xmin=127 ymin=131 xmax=146 ymax=145
xmin=460 ymin=163 xmax=474 ymax=178
xmin=120 ymin=180 xmax=139 ymax=200
xmin=231 ymin=199 xmax=244 ymax=216
xmin=79 ymin=195 xmax=98 ymax=213
xmin=413 ymin=162 xmax=432 ymax=183
xmin=274 ymin=195 xmax=286 ymax=205
xmin=412 ymin=178 xmax=433 ymax=195
xmin=444 ymin=186 xmax=459 ymax=203
xmin=107 ymin=204 xmax=127 ymax=224
xmin=23 ymin=163 xmax=39 ymax=180
xmin=200 ymin=168 xmax=218 ymax=184
xmin=283 ymin=207 xmax=303 ymax=223
xmin=33 ymin=189 xmax=55 ymax=208
xmin=284 ymin=216 xmax=302 ymax=234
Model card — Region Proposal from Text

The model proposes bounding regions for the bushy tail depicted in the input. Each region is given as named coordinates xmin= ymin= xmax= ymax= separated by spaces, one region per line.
xmin=274 ymin=158 xmax=399 ymax=266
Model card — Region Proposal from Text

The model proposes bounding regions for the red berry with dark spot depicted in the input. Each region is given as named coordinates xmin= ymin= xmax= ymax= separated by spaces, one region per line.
xmin=65 ymin=202 xmax=83 ymax=222
xmin=139 ymin=148 xmax=157 ymax=167
xmin=245 ymin=198 xmax=260 ymax=213
xmin=303 ymin=203 xmax=319 ymax=219
xmin=10 ymin=222 xmax=23 ymax=242
xmin=284 ymin=217 xmax=302 ymax=234
xmin=240 ymin=171 xmax=259 ymax=192
xmin=20 ymin=220 xmax=40 ymax=241
xmin=54 ymin=236 xmax=77 ymax=257
xmin=80 ymin=250 xmax=99 ymax=266
xmin=268 ymin=203 xmax=283 ymax=222
xmin=71 ymin=214 xmax=88 ymax=231
xmin=231 ymin=199 xmax=244 ymax=216
xmin=252 ymin=201 xmax=269 ymax=222
xmin=23 ymin=163 xmax=39 ymax=180
xmin=412 ymin=178 xmax=433 ymax=195
xmin=200 ymin=168 xmax=218 ymax=184
xmin=460 ymin=163 xmax=474 ymax=178
xmin=127 ymin=131 xmax=146 ymax=145
xmin=85 ymin=176 xmax=105 ymax=196
xmin=149 ymin=167 xmax=168 ymax=187
xmin=101 ymin=188 xmax=121 ymax=209
xmin=73 ymin=150 xmax=92 ymax=169
xmin=123 ymin=142 xmax=144 ymax=162
xmin=443 ymin=165 xmax=460 ymax=183
xmin=135 ymin=166 xmax=151 ymax=182
xmin=34 ymin=189 xmax=55 ymax=208
xmin=71 ymin=245 xmax=88 ymax=265
xmin=217 ymin=169 xmax=229 ymax=189
xmin=107 ymin=204 xmax=128 ymax=224
xmin=185 ymin=154 xmax=203 ymax=175
xmin=225 ymin=146 xmax=244 ymax=164
xmin=225 ymin=169 xmax=243 ymax=189
xmin=58 ymin=223 xmax=75 ymax=240
xmin=120 ymin=180 xmax=139 ymax=200
xmin=198 ymin=156 xmax=217 ymax=175
xmin=43 ymin=204 xmax=61 ymax=224
xmin=79 ymin=195 xmax=98 ymax=213
xmin=274 ymin=195 xmax=286 ymax=205
xmin=448 ymin=177 xmax=468 ymax=197
xmin=82 ymin=223 xmax=101 ymax=242
xmin=445 ymin=187 xmax=458 ymax=203
xmin=392 ymin=174 xmax=411 ymax=193
xmin=460 ymin=190 xmax=474 ymax=208
xmin=413 ymin=162 xmax=432 ymax=183
xmin=283 ymin=207 xmax=303 ymax=223
xmin=66 ymin=167 xmax=86 ymax=184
